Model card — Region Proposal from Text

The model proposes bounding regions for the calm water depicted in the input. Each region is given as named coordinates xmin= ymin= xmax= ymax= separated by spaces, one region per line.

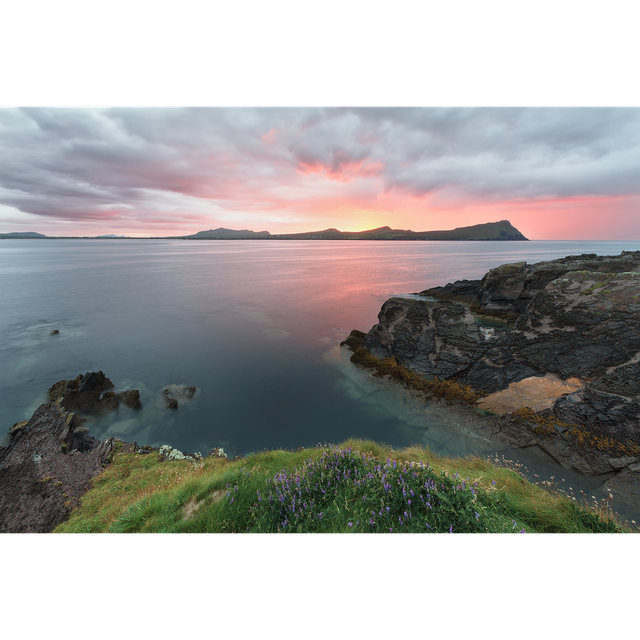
xmin=3 ymin=238 xmax=640 ymax=517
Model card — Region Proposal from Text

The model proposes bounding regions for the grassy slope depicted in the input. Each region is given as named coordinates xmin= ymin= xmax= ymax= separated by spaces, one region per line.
xmin=55 ymin=439 xmax=626 ymax=533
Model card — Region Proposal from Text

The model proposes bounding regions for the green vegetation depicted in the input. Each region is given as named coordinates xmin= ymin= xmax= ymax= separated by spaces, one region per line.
xmin=54 ymin=439 xmax=628 ymax=533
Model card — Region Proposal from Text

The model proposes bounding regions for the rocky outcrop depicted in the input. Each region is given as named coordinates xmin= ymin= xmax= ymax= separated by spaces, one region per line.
xmin=1 ymin=374 xmax=219 ymax=532
xmin=422 ymin=251 xmax=640 ymax=323
xmin=48 ymin=371 xmax=141 ymax=413
xmin=0 ymin=403 xmax=122 ymax=532
xmin=359 ymin=251 xmax=640 ymax=477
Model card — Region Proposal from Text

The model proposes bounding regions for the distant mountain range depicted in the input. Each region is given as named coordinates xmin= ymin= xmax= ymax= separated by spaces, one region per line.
xmin=1 ymin=220 xmax=529 ymax=242
xmin=182 ymin=220 xmax=529 ymax=241
xmin=187 ymin=228 xmax=272 ymax=239
xmin=0 ymin=231 xmax=47 ymax=238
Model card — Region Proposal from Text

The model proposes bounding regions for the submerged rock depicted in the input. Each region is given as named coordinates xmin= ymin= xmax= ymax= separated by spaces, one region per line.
xmin=157 ymin=384 xmax=198 ymax=409
xmin=478 ymin=374 xmax=584 ymax=415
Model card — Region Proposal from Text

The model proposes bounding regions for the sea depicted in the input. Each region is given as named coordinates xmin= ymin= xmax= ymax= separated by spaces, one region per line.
xmin=3 ymin=238 xmax=640 ymax=520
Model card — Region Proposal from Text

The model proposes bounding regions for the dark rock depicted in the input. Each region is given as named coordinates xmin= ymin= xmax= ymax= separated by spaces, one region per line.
xmin=50 ymin=329 xmax=59 ymax=335
xmin=48 ymin=371 xmax=115 ymax=413
xmin=164 ymin=393 xmax=178 ymax=409
xmin=0 ymin=403 xmax=119 ymax=533
xmin=9 ymin=421 xmax=28 ymax=438
xmin=118 ymin=389 xmax=141 ymax=409
xmin=420 ymin=279 xmax=481 ymax=305
xmin=340 ymin=329 xmax=366 ymax=352
xmin=94 ymin=391 xmax=120 ymax=412
xmin=46 ymin=372 xmax=142 ymax=415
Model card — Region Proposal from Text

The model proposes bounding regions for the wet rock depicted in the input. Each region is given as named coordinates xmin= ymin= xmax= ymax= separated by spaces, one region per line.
xmin=48 ymin=371 xmax=115 ymax=413
xmin=157 ymin=384 xmax=198 ymax=409
xmin=94 ymin=391 xmax=120 ymax=412
xmin=340 ymin=329 xmax=366 ymax=352
xmin=117 ymin=389 xmax=141 ymax=409
xmin=164 ymin=393 xmax=178 ymax=409
xmin=47 ymin=372 xmax=142 ymax=415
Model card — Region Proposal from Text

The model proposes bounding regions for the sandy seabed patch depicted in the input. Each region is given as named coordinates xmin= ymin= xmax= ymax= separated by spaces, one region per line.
xmin=478 ymin=374 xmax=584 ymax=415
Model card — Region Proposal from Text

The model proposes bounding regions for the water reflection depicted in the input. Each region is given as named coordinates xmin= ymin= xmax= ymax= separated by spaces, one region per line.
xmin=3 ymin=238 xmax=640 ymax=520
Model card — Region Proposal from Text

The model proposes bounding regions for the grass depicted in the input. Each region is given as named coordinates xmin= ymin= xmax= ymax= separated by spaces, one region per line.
xmin=54 ymin=438 xmax=633 ymax=533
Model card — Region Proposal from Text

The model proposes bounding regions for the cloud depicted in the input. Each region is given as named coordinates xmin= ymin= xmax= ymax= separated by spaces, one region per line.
xmin=1 ymin=107 xmax=639 ymax=235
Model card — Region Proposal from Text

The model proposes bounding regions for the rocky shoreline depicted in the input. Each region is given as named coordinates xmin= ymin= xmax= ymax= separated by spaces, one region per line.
xmin=346 ymin=251 xmax=640 ymax=520
xmin=0 ymin=372 xmax=226 ymax=533
xmin=6 ymin=250 xmax=640 ymax=531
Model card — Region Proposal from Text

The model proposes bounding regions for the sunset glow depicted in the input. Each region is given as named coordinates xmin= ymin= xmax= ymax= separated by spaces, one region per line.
xmin=1 ymin=107 xmax=639 ymax=239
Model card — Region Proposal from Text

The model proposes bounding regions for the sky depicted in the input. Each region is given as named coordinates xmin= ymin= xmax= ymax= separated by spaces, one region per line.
xmin=1 ymin=107 xmax=640 ymax=240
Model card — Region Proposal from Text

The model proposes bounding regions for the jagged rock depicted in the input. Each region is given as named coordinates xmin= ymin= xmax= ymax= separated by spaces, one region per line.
xmin=47 ymin=372 xmax=142 ymax=415
xmin=117 ymin=389 xmax=141 ymax=409
xmin=0 ymin=403 xmax=120 ymax=532
xmin=48 ymin=371 xmax=116 ymax=413
xmin=364 ymin=297 xmax=508 ymax=386
xmin=94 ymin=391 xmax=120 ymax=412
xmin=2 ymin=373 xmax=204 ymax=532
